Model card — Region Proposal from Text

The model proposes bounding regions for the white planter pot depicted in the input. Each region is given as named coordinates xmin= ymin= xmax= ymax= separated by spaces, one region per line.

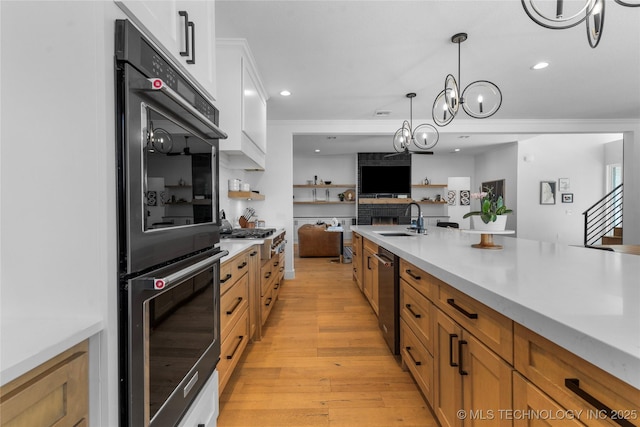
xmin=471 ymin=215 xmax=507 ymax=232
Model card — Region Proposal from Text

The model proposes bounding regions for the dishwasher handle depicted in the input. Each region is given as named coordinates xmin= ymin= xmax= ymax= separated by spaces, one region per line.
xmin=373 ymin=253 xmax=394 ymax=267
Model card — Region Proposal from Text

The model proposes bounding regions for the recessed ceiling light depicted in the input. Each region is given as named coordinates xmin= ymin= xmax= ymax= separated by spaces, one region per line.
xmin=531 ymin=62 xmax=549 ymax=70
xmin=280 ymin=90 xmax=291 ymax=96
xmin=453 ymin=148 xmax=461 ymax=152
xmin=314 ymin=149 xmax=321 ymax=153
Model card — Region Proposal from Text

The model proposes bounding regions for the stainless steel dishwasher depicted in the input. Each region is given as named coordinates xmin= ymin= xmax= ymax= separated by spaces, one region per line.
xmin=376 ymin=246 xmax=400 ymax=356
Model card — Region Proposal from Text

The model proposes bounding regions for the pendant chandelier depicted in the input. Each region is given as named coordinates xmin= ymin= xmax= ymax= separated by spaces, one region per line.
xmin=522 ymin=0 xmax=639 ymax=48
xmin=392 ymin=93 xmax=439 ymax=154
xmin=431 ymin=33 xmax=502 ymax=127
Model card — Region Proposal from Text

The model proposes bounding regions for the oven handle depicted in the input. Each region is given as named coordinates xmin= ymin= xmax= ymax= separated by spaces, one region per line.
xmin=133 ymin=78 xmax=228 ymax=140
xmin=140 ymin=250 xmax=228 ymax=292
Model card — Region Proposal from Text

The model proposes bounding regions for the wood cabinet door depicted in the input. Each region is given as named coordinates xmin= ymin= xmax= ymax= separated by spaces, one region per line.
xmin=434 ymin=309 xmax=464 ymax=427
xmin=352 ymin=233 xmax=363 ymax=291
xmin=363 ymin=246 xmax=374 ymax=304
xmin=513 ymin=372 xmax=586 ymax=427
xmin=247 ymin=247 xmax=260 ymax=340
xmin=461 ymin=333 xmax=513 ymax=427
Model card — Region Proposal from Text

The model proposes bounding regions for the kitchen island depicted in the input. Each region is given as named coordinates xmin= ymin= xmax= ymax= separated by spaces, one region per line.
xmin=352 ymin=225 xmax=640 ymax=391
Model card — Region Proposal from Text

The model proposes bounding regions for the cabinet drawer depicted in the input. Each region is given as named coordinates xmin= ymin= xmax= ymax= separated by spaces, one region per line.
xmin=1 ymin=341 xmax=88 ymax=427
xmin=220 ymin=273 xmax=249 ymax=341
xmin=220 ymin=251 xmax=249 ymax=295
xmin=363 ymin=238 xmax=378 ymax=254
xmin=514 ymin=324 xmax=640 ymax=427
xmin=276 ymin=252 xmax=285 ymax=282
xmin=261 ymin=260 xmax=275 ymax=296
xmin=218 ymin=310 xmax=250 ymax=393
xmin=436 ymin=282 xmax=513 ymax=363
xmin=513 ymin=372 xmax=585 ymax=427
xmin=261 ymin=285 xmax=275 ymax=325
xmin=401 ymin=318 xmax=435 ymax=406
xmin=399 ymin=258 xmax=436 ymax=300
xmin=400 ymin=278 xmax=434 ymax=354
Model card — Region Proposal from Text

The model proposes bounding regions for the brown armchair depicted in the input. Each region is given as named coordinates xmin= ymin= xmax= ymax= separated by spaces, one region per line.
xmin=297 ymin=224 xmax=341 ymax=257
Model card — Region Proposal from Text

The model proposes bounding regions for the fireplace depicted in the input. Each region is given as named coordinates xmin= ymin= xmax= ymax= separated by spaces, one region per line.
xmin=372 ymin=217 xmax=399 ymax=225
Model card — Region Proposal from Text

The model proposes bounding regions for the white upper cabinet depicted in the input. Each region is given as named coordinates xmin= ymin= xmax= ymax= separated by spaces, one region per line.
xmin=115 ymin=0 xmax=217 ymax=101
xmin=217 ymin=39 xmax=268 ymax=170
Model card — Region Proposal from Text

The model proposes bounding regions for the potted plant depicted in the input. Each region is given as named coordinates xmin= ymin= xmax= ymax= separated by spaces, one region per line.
xmin=463 ymin=187 xmax=512 ymax=231
xmin=338 ymin=192 xmax=345 ymax=202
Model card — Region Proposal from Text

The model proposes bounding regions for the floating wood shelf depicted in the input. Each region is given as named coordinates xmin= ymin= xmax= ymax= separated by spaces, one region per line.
xmin=293 ymin=184 xmax=356 ymax=188
xmin=228 ymin=191 xmax=265 ymax=200
xmin=411 ymin=184 xmax=447 ymax=188
xmin=358 ymin=198 xmax=415 ymax=205
xmin=294 ymin=201 xmax=356 ymax=205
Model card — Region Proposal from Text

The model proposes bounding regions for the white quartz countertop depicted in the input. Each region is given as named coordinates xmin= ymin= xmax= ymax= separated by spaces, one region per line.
xmin=1 ymin=317 xmax=103 ymax=386
xmin=352 ymin=225 xmax=640 ymax=389
xmin=218 ymin=240 xmax=260 ymax=260
xmin=217 ymin=228 xmax=285 ymax=260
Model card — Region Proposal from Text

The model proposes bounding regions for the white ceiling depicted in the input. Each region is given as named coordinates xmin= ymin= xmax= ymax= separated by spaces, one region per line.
xmin=215 ymin=0 xmax=640 ymax=155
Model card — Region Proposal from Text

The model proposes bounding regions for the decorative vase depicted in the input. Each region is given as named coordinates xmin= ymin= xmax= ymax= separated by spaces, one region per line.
xmin=471 ymin=215 xmax=507 ymax=232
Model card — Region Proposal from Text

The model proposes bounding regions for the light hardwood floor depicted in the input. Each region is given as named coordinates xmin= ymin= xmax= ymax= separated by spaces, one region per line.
xmin=218 ymin=255 xmax=439 ymax=427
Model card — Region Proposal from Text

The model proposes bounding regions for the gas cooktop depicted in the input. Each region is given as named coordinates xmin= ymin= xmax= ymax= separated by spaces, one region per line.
xmin=220 ymin=228 xmax=276 ymax=239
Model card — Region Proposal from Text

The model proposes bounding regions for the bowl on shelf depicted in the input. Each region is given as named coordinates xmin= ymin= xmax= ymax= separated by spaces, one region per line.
xmin=324 ymin=181 xmax=332 ymax=185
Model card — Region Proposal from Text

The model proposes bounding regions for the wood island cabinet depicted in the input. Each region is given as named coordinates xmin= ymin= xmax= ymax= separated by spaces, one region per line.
xmin=398 ymin=257 xmax=513 ymax=427
xmin=352 ymin=230 xmax=640 ymax=427
xmin=434 ymin=309 xmax=513 ymax=427
xmin=363 ymin=238 xmax=379 ymax=315
xmin=514 ymin=324 xmax=640 ymax=427
xmin=351 ymin=232 xmax=363 ymax=292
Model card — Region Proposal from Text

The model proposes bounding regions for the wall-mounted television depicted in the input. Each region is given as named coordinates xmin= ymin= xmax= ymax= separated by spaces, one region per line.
xmin=360 ymin=165 xmax=411 ymax=195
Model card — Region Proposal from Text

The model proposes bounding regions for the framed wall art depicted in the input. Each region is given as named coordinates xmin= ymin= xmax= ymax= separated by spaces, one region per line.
xmin=460 ymin=190 xmax=470 ymax=206
xmin=447 ymin=190 xmax=457 ymax=206
xmin=540 ymin=181 xmax=556 ymax=205
xmin=558 ymin=178 xmax=570 ymax=192
xmin=562 ymin=193 xmax=573 ymax=203
xmin=481 ymin=179 xmax=505 ymax=202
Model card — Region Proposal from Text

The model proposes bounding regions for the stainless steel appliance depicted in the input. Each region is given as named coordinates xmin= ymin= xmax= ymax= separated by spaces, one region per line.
xmin=220 ymin=228 xmax=286 ymax=260
xmin=376 ymin=247 xmax=400 ymax=356
xmin=115 ymin=19 xmax=227 ymax=427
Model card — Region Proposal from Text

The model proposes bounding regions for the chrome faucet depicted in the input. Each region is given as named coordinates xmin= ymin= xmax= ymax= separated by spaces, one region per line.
xmin=405 ymin=202 xmax=425 ymax=234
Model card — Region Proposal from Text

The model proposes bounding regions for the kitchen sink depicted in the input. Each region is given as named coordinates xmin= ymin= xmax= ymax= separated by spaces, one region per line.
xmin=377 ymin=232 xmax=418 ymax=237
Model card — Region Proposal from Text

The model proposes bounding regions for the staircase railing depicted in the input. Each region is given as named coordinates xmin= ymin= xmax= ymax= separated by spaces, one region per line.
xmin=582 ymin=183 xmax=623 ymax=246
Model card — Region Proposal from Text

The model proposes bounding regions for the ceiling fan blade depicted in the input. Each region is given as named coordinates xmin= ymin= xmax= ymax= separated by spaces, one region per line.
xmin=413 ymin=151 xmax=434 ymax=155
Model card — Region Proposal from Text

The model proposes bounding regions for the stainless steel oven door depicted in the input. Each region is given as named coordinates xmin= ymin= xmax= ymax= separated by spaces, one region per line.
xmin=125 ymin=249 xmax=227 ymax=427
xmin=119 ymin=60 xmax=223 ymax=275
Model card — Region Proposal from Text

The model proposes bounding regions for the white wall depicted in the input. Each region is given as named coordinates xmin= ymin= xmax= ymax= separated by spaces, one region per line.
xmin=474 ymin=142 xmax=519 ymax=232
xmin=1 ymin=2 xmax=124 ymax=425
xmin=516 ymin=134 xmax=619 ymax=245
xmin=293 ymin=154 xmax=356 ymax=186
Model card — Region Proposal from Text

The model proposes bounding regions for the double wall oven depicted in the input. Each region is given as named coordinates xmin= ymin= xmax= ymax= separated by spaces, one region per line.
xmin=115 ymin=20 xmax=227 ymax=427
